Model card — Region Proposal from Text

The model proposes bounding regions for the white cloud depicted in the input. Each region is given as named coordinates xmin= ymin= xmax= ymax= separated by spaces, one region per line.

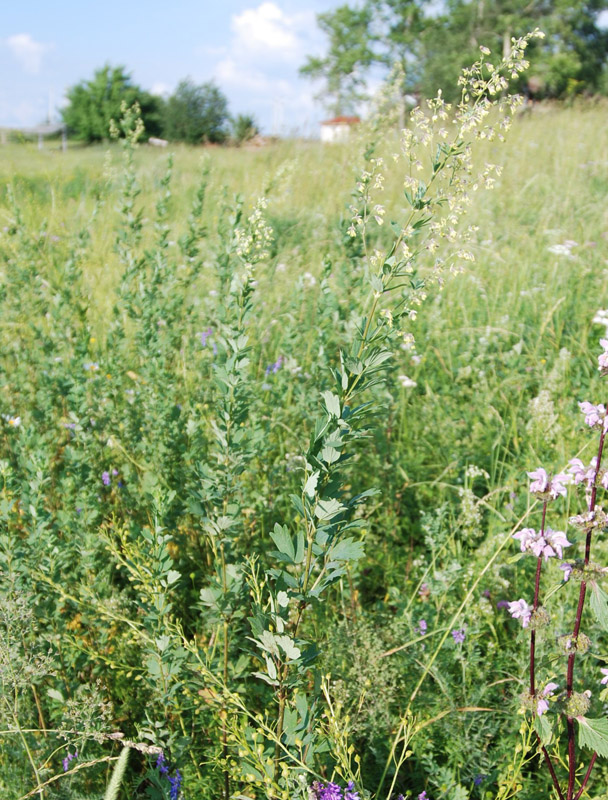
xmin=151 ymin=81 xmax=172 ymax=96
xmin=5 ymin=33 xmax=52 ymax=74
xmin=209 ymin=1 xmax=326 ymax=133
xmin=597 ymin=9 xmax=608 ymax=30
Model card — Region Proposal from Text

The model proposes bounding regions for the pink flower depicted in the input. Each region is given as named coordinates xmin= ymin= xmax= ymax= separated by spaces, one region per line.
xmin=601 ymin=668 xmax=608 ymax=685
xmin=579 ymin=401 xmax=606 ymax=428
xmin=599 ymin=339 xmax=608 ymax=372
xmin=537 ymin=682 xmax=558 ymax=715
xmin=544 ymin=528 xmax=572 ymax=560
xmin=513 ymin=528 xmax=571 ymax=561
xmin=528 ymin=468 xmax=548 ymax=493
xmin=527 ymin=467 xmax=569 ymax=499
xmin=568 ymin=457 xmax=597 ymax=487
xmin=513 ymin=527 xmax=538 ymax=552
xmin=508 ymin=599 xmax=532 ymax=627
xmin=560 ymin=563 xmax=573 ymax=581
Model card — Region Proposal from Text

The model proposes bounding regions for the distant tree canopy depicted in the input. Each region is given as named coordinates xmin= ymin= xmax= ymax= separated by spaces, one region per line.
xmin=301 ymin=0 xmax=608 ymax=109
xmin=62 ymin=65 xmax=162 ymax=142
xmin=162 ymin=80 xmax=230 ymax=144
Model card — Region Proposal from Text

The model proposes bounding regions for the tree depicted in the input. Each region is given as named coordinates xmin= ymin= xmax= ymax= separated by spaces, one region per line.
xmin=302 ymin=0 xmax=608 ymax=104
xmin=232 ymin=114 xmax=259 ymax=145
xmin=62 ymin=65 xmax=162 ymax=142
xmin=162 ymin=80 xmax=230 ymax=144
xmin=300 ymin=4 xmax=376 ymax=113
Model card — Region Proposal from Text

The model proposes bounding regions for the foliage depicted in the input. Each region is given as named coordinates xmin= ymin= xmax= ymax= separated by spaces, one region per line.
xmin=232 ymin=113 xmax=259 ymax=145
xmin=162 ymin=79 xmax=230 ymax=144
xmin=3 ymin=37 xmax=608 ymax=800
xmin=302 ymin=0 xmax=608 ymax=105
xmin=62 ymin=64 xmax=163 ymax=142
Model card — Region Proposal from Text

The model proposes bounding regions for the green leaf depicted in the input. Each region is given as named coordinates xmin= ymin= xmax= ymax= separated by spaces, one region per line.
xmin=534 ymin=713 xmax=553 ymax=745
xmin=155 ymin=635 xmax=171 ymax=652
xmin=578 ymin=717 xmax=608 ymax=757
xmin=590 ymin=583 xmax=608 ymax=631
xmin=47 ymin=688 xmax=64 ymax=703
xmin=320 ymin=445 xmax=341 ymax=464
xmin=166 ymin=569 xmax=181 ymax=586
xmin=321 ymin=390 xmax=341 ymax=418
xmin=330 ymin=537 xmax=365 ymax=562
xmin=304 ymin=471 xmax=319 ymax=498
xmin=270 ymin=523 xmax=295 ymax=561
xmin=314 ymin=498 xmax=345 ymax=521
xmin=275 ymin=634 xmax=301 ymax=661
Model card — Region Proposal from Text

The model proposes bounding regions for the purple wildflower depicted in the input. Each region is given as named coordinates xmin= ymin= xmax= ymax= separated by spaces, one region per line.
xmin=508 ymin=599 xmax=532 ymax=627
xmin=156 ymin=751 xmax=169 ymax=775
xmin=419 ymin=792 xmax=430 ymax=800
xmin=496 ymin=600 xmax=509 ymax=609
xmin=560 ymin=562 xmax=573 ymax=581
xmin=601 ymin=667 xmax=608 ymax=685
xmin=168 ymin=769 xmax=182 ymax=800
xmin=319 ymin=782 xmax=343 ymax=800
xmin=102 ymin=471 xmax=111 ymax=486
xmin=345 ymin=781 xmax=360 ymax=800
xmin=265 ymin=355 xmax=284 ymax=375
xmin=62 ymin=751 xmax=77 ymax=771
xmin=474 ymin=774 xmax=487 ymax=786
xmin=200 ymin=327 xmax=213 ymax=346
xmin=451 ymin=628 xmax=466 ymax=644
xmin=416 ymin=619 xmax=427 ymax=635
xmin=112 ymin=468 xmax=119 ymax=476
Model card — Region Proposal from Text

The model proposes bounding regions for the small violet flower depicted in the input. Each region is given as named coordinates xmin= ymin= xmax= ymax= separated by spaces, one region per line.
xmin=416 ymin=619 xmax=427 ymax=635
xmin=199 ymin=327 xmax=213 ymax=347
xmin=508 ymin=598 xmax=532 ymax=628
xmin=102 ymin=471 xmax=111 ymax=486
xmin=600 ymin=667 xmax=608 ymax=685
xmin=451 ymin=628 xmax=466 ymax=644
xmin=62 ymin=750 xmax=77 ymax=771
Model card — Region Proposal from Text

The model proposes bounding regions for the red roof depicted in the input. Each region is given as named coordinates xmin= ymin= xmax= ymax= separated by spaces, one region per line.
xmin=321 ymin=116 xmax=360 ymax=126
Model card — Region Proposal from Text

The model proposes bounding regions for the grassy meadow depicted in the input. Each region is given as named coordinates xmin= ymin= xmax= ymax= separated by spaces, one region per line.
xmin=1 ymin=98 xmax=608 ymax=800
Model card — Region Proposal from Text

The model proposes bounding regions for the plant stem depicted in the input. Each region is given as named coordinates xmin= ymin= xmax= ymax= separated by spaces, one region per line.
xmin=566 ymin=411 xmax=608 ymax=800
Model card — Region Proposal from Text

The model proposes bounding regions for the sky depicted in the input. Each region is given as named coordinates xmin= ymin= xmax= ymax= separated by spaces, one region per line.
xmin=0 ymin=0 xmax=345 ymax=136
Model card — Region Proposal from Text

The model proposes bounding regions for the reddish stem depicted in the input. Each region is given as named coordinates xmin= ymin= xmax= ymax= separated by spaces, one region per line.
xmin=538 ymin=736 xmax=566 ymax=800
xmin=573 ymin=752 xmax=597 ymax=800
xmin=566 ymin=410 xmax=608 ymax=800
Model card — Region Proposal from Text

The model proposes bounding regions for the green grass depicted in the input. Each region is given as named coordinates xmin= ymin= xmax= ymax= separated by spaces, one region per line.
xmin=1 ymin=103 xmax=608 ymax=799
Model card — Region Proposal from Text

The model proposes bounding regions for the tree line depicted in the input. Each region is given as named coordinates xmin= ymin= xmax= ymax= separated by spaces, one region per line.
xmin=62 ymin=65 xmax=258 ymax=145
xmin=300 ymin=0 xmax=608 ymax=112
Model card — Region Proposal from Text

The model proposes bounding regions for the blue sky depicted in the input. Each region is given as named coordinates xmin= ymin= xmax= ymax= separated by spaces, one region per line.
xmin=0 ymin=0 xmax=345 ymax=135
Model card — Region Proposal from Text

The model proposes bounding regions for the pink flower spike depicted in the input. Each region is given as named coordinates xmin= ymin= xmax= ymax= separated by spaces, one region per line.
xmin=599 ymin=339 xmax=608 ymax=371
xmin=579 ymin=401 xmax=605 ymax=428
xmin=550 ymin=473 xmax=569 ymax=499
xmin=600 ymin=668 xmax=608 ymax=686
xmin=508 ymin=599 xmax=532 ymax=627
xmin=528 ymin=467 xmax=548 ymax=494
xmin=513 ymin=527 xmax=537 ymax=553
xmin=544 ymin=528 xmax=572 ymax=559
xmin=537 ymin=682 xmax=558 ymax=715
xmin=568 ymin=458 xmax=587 ymax=484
